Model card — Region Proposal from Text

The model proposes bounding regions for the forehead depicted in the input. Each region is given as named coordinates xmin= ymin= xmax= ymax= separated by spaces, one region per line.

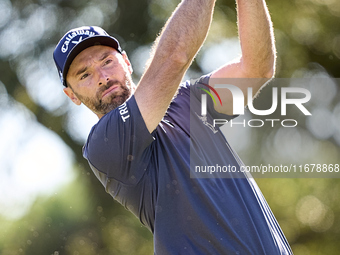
xmin=68 ymin=45 xmax=119 ymax=74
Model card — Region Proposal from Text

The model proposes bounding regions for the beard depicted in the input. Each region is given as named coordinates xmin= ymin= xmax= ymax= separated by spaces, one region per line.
xmin=74 ymin=73 xmax=133 ymax=116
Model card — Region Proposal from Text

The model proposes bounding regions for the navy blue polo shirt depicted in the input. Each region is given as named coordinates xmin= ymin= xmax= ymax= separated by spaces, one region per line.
xmin=83 ymin=75 xmax=292 ymax=254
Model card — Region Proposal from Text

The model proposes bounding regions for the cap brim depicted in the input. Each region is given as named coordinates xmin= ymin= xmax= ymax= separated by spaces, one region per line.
xmin=62 ymin=35 xmax=121 ymax=86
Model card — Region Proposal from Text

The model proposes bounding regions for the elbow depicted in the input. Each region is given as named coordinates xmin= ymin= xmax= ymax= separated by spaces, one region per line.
xmin=263 ymin=64 xmax=276 ymax=79
xmin=163 ymin=39 xmax=196 ymax=70
xmin=242 ymin=47 xmax=277 ymax=79
xmin=261 ymin=51 xmax=277 ymax=79
xmin=243 ymin=65 xmax=275 ymax=79
xmin=172 ymin=52 xmax=192 ymax=69
xmin=161 ymin=50 xmax=192 ymax=73
xmin=150 ymin=34 xmax=198 ymax=73
xmin=244 ymin=57 xmax=276 ymax=79
xmin=146 ymin=49 xmax=192 ymax=79
xmin=168 ymin=40 xmax=194 ymax=68
xmin=264 ymin=54 xmax=277 ymax=79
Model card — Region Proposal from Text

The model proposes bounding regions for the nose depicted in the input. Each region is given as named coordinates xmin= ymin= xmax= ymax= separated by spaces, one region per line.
xmin=98 ymin=70 xmax=110 ymax=86
xmin=99 ymin=78 xmax=109 ymax=86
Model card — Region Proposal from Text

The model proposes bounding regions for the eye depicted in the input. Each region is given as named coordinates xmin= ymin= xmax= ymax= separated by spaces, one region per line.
xmin=80 ymin=73 xmax=89 ymax=80
xmin=104 ymin=59 xmax=113 ymax=65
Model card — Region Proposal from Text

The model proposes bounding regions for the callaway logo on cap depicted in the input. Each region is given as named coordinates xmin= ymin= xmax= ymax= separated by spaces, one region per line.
xmin=53 ymin=26 xmax=122 ymax=87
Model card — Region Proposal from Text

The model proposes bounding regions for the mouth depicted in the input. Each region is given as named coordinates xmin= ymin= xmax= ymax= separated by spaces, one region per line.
xmin=102 ymin=85 xmax=119 ymax=98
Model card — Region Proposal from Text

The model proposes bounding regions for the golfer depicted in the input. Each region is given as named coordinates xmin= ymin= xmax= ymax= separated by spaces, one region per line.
xmin=53 ymin=0 xmax=292 ymax=254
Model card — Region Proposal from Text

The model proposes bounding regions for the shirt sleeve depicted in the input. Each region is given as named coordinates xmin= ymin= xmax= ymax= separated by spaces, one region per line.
xmin=189 ymin=74 xmax=239 ymax=121
xmin=83 ymin=95 xmax=154 ymax=185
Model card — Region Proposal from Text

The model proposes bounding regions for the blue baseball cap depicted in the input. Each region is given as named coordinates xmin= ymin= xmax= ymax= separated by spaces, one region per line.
xmin=53 ymin=26 xmax=122 ymax=87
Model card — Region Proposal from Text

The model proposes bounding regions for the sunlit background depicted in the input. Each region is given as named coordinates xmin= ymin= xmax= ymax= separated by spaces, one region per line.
xmin=0 ymin=0 xmax=340 ymax=254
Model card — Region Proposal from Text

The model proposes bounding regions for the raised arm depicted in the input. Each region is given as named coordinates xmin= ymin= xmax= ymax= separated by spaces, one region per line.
xmin=134 ymin=0 xmax=216 ymax=132
xmin=211 ymin=0 xmax=276 ymax=115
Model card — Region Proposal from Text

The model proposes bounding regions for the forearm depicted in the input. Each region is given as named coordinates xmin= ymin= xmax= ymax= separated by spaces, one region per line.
xmin=149 ymin=0 xmax=216 ymax=67
xmin=237 ymin=0 xmax=276 ymax=78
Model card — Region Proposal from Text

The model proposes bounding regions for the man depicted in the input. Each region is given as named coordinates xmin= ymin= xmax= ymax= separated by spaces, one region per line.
xmin=54 ymin=0 xmax=292 ymax=254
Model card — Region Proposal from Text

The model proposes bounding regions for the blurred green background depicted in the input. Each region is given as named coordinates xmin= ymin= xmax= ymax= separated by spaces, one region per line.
xmin=0 ymin=0 xmax=340 ymax=254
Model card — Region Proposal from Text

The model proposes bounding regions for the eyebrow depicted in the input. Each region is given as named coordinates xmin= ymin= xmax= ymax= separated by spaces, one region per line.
xmin=99 ymin=51 xmax=111 ymax=61
xmin=75 ymin=66 xmax=88 ymax=77
xmin=75 ymin=51 xmax=112 ymax=77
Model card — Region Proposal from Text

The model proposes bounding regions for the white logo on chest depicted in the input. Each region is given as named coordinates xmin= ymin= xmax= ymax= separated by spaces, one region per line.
xmin=119 ymin=102 xmax=130 ymax=122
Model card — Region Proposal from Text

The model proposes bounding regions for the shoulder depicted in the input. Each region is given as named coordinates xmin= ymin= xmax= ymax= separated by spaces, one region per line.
xmin=83 ymin=95 xmax=154 ymax=181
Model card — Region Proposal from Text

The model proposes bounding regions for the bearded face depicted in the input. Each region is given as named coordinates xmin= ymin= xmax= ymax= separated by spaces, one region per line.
xmin=65 ymin=46 xmax=135 ymax=118
xmin=71 ymin=73 xmax=133 ymax=116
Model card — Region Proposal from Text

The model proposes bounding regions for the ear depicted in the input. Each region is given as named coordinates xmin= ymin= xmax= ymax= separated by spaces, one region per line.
xmin=122 ymin=51 xmax=133 ymax=74
xmin=63 ymin=87 xmax=81 ymax=106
